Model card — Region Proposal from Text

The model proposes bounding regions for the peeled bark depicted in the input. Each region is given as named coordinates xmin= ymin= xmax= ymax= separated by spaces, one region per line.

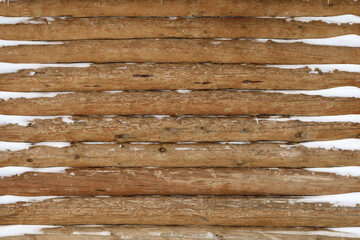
xmin=1 ymin=17 xmax=359 ymax=40
xmin=1 ymin=91 xmax=360 ymax=116
xmin=1 ymin=64 xmax=360 ymax=92
xmin=0 ymin=0 xmax=358 ymax=17
xmin=2 ymin=39 xmax=360 ymax=64
xmin=1 ymin=142 xmax=359 ymax=168
xmin=2 ymin=116 xmax=359 ymax=143
xmin=1 ymin=196 xmax=360 ymax=226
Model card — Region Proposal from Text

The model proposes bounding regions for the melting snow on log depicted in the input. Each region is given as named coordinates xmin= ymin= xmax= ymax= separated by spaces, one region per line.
xmin=265 ymin=64 xmax=360 ymax=73
xmin=264 ymin=86 xmax=360 ymax=98
xmin=292 ymin=193 xmax=360 ymax=207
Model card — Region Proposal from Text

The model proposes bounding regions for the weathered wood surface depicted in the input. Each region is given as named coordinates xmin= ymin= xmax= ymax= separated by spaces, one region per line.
xmin=2 ymin=39 xmax=360 ymax=64
xmin=2 ymin=64 xmax=360 ymax=92
xmin=1 ymin=196 xmax=360 ymax=226
xmin=1 ymin=0 xmax=359 ymax=17
xmin=2 ymin=116 xmax=359 ymax=143
xmin=2 ymin=226 xmax=359 ymax=240
xmin=1 ymin=168 xmax=359 ymax=196
xmin=2 ymin=142 xmax=359 ymax=168
xmin=1 ymin=91 xmax=360 ymax=116
xmin=2 ymin=17 xmax=359 ymax=40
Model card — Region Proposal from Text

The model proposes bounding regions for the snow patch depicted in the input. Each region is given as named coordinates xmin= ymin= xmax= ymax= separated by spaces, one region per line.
xmin=263 ymin=115 xmax=360 ymax=123
xmin=0 ymin=91 xmax=72 ymax=101
xmin=0 ymin=115 xmax=75 ymax=126
xmin=267 ymin=228 xmax=360 ymax=238
xmin=0 ymin=62 xmax=92 ymax=74
xmin=293 ymin=193 xmax=360 ymax=207
xmin=0 ymin=16 xmax=55 ymax=25
xmin=265 ymin=64 xmax=360 ymax=73
xmin=0 ymin=225 xmax=58 ymax=237
xmin=0 ymin=167 xmax=69 ymax=178
xmin=328 ymin=228 xmax=360 ymax=237
xmin=305 ymin=167 xmax=360 ymax=177
xmin=252 ymin=34 xmax=360 ymax=47
xmin=265 ymin=86 xmax=360 ymax=98
xmin=176 ymin=89 xmax=192 ymax=93
xmin=0 ymin=39 xmax=63 ymax=48
xmin=298 ymin=139 xmax=360 ymax=151
xmin=292 ymin=15 xmax=360 ymax=25
xmin=0 ymin=142 xmax=71 ymax=151
xmin=0 ymin=196 xmax=63 ymax=205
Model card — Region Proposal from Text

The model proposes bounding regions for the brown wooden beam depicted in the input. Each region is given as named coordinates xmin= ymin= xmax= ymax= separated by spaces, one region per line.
xmin=1 ymin=142 xmax=359 ymax=168
xmin=1 ymin=196 xmax=359 ymax=226
xmin=1 ymin=17 xmax=359 ymax=40
xmin=2 ymin=116 xmax=359 ymax=143
xmin=1 ymin=64 xmax=360 ymax=92
xmin=0 ymin=0 xmax=358 ymax=17
xmin=1 ymin=39 xmax=360 ymax=64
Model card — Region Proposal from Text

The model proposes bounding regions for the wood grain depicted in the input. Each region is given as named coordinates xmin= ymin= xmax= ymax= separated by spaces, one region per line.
xmin=1 ymin=91 xmax=360 ymax=116
xmin=2 ymin=142 xmax=359 ymax=168
xmin=2 ymin=226 xmax=359 ymax=240
xmin=2 ymin=64 xmax=360 ymax=92
xmin=2 ymin=116 xmax=359 ymax=143
xmin=1 ymin=168 xmax=359 ymax=196
xmin=2 ymin=17 xmax=360 ymax=40
xmin=0 ymin=0 xmax=358 ymax=17
xmin=1 ymin=196 xmax=360 ymax=226
xmin=2 ymin=39 xmax=360 ymax=64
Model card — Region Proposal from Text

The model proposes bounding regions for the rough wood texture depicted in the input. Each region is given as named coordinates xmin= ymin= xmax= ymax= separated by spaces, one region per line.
xmin=2 ymin=116 xmax=359 ymax=143
xmin=0 ymin=0 xmax=359 ymax=17
xmin=2 ymin=226 xmax=359 ymax=240
xmin=2 ymin=17 xmax=360 ymax=40
xmin=2 ymin=142 xmax=359 ymax=168
xmin=1 ymin=91 xmax=360 ymax=116
xmin=1 ymin=196 xmax=360 ymax=226
xmin=2 ymin=39 xmax=360 ymax=64
xmin=1 ymin=168 xmax=359 ymax=196
xmin=2 ymin=64 xmax=360 ymax=92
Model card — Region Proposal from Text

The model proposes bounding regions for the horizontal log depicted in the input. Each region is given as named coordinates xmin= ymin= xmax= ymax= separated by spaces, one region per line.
xmin=2 ymin=116 xmax=359 ymax=143
xmin=1 ymin=91 xmax=359 ymax=116
xmin=1 ymin=168 xmax=359 ymax=196
xmin=1 ymin=39 xmax=360 ymax=64
xmin=2 ymin=64 xmax=360 ymax=92
xmin=2 ymin=17 xmax=360 ymax=40
xmin=0 ymin=0 xmax=358 ymax=17
xmin=2 ymin=142 xmax=360 ymax=168
xmin=2 ymin=226 xmax=359 ymax=240
xmin=1 ymin=196 xmax=360 ymax=226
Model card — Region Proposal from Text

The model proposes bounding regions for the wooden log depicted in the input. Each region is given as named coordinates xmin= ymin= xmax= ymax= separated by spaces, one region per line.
xmin=0 ymin=0 xmax=359 ymax=17
xmin=2 ymin=17 xmax=360 ymax=40
xmin=1 ymin=168 xmax=359 ymax=196
xmin=2 ymin=226 xmax=359 ymax=240
xmin=1 ymin=91 xmax=359 ymax=116
xmin=1 ymin=196 xmax=360 ymax=226
xmin=2 ymin=64 xmax=360 ymax=92
xmin=1 ymin=39 xmax=360 ymax=64
xmin=2 ymin=116 xmax=359 ymax=143
xmin=1 ymin=142 xmax=360 ymax=168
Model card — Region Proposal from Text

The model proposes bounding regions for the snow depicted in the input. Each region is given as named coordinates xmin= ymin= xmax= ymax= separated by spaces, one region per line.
xmin=0 ymin=39 xmax=63 ymax=48
xmin=0 ymin=16 xmax=55 ymax=25
xmin=0 ymin=142 xmax=71 ymax=151
xmin=176 ymin=90 xmax=192 ymax=93
xmin=0 ymin=115 xmax=74 ymax=126
xmin=0 ymin=225 xmax=58 ymax=237
xmin=298 ymin=139 xmax=360 ymax=151
xmin=328 ymin=228 xmax=360 ymax=237
xmin=305 ymin=167 xmax=360 ymax=177
xmin=267 ymin=228 xmax=360 ymax=238
xmin=293 ymin=192 xmax=360 ymax=207
xmin=265 ymin=86 xmax=360 ymax=98
xmin=265 ymin=64 xmax=360 ymax=73
xmin=292 ymin=15 xmax=360 ymax=25
xmin=252 ymin=34 xmax=360 ymax=47
xmin=0 ymin=91 xmax=72 ymax=101
xmin=0 ymin=195 xmax=63 ymax=205
xmin=0 ymin=62 xmax=92 ymax=74
xmin=0 ymin=167 xmax=69 ymax=178
xmin=263 ymin=115 xmax=360 ymax=123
